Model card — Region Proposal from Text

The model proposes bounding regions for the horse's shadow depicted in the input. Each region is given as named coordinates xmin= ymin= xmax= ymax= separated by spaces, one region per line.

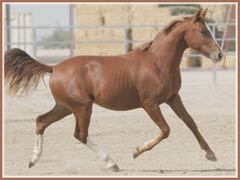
xmin=119 ymin=168 xmax=236 ymax=174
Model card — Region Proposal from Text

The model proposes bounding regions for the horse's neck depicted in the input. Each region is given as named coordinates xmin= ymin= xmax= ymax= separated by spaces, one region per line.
xmin=150 ymin=30 xmax=187 ymax=73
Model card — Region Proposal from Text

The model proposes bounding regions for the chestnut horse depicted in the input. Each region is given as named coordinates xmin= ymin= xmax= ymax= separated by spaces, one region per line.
xmin=5 ymin=9 xmax=222 ymax=172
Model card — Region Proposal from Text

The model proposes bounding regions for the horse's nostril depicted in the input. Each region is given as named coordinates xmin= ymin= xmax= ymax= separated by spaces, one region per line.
xmin=218 ymin=52 xmax=223 ymax=60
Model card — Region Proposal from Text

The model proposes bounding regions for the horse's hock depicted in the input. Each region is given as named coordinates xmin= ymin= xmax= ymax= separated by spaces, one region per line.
xmin=74 ymin=4 xmax=234 ymax=68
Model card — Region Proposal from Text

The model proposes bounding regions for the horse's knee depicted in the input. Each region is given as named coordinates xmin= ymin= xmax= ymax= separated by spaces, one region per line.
xmin=162 ymin=126 xmax=170 ymax=139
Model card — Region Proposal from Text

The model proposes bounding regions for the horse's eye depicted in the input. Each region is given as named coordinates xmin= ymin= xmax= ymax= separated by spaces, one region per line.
xmin=200 ymin=30 xmax=207 ymax=36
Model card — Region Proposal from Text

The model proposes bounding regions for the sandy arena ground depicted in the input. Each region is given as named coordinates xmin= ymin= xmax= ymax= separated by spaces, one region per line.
xmin=3 ymin=69 xmax=237 ymax=177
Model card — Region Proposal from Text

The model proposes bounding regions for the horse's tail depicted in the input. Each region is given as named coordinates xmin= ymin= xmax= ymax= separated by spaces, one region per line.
xmin=4 ymin=48 xmax=53 ymax=95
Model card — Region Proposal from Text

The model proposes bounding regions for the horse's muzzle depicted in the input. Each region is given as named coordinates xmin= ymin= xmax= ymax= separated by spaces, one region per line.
xmin=211 ymin=51 xmax=223 ymax=62
xmin=217 ymin=51 xmax=223 ymax=61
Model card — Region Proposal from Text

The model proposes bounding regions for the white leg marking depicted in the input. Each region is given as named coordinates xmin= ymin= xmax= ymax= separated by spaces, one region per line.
xmin=86 ymin=137 xmax=119 ymax=171
xmin=29 ymin=135 xmax=43 ymax=167
xmin=144 ymin=137 xmax=157 ymax=147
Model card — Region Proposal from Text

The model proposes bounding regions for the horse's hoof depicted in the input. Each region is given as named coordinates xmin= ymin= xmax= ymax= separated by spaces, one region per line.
xmin=107 ymin=164 xmax=120 ymax=172
xmin=206 ymin=152 xmax=217 ymax=161
xmin=28 ymin=161 xmax=34 ymax=168
xmin=133 ymin=147 xmax=140 ymax=159
xmin=133 ymin=151 xmax=138 ymax=159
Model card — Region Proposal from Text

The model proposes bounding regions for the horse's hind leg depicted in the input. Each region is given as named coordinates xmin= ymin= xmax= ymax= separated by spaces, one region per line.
xmin=29 ymin=102 xmax=71 ymax=168
xmin=73 ymin=103 xmax=119 ymax=172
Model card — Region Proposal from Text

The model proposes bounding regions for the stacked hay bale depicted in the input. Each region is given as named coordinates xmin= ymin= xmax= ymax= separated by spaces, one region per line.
xmin=74 ymin=4 xmax=233 ymax=68
xmin=130 ymin=4 xmax=171 ymax=48
xmin=74 ymin=5 xmax=129 ymax=56
xmin=101 ymin=5 xmax=132 ymax=52
xmin=74 ymin=4 xmax=172 ymax=56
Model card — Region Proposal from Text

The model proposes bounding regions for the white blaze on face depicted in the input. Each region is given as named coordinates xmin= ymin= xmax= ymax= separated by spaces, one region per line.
xmin=29 ymin=134 xmax=43 ymax=166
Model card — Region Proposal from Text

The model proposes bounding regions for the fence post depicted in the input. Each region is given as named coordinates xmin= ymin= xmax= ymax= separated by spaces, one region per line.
xmin=6 ymin=4 xmax=11 ymax=51
xmin=69 ymin=4 xmax=74 ymax=57
xmin=124 ymin=26 xmax=132 ymax=53
xmin=23 ymin=13 xmax=26 ymax=51
xmin=33 ymin=28 xmax=37 ymax=58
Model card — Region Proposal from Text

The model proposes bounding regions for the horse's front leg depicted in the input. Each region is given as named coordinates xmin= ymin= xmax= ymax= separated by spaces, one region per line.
xmin=133 ymin=102 xmax=170 ymax=159
xmin=167 ymin=93 xmax=217 ymax=161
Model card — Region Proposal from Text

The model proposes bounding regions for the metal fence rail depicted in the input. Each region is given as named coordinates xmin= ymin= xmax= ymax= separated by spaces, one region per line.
xmin=5 ymin=22 xmax=236 ymax=59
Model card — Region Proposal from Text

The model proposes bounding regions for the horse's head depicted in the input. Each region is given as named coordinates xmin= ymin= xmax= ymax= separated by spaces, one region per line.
xmin=184 ymin=8 xmax=223 ymax=62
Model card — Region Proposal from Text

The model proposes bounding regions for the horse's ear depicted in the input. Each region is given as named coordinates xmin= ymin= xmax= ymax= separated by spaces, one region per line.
xmin=201 ymin=8 xmax=208 ymax=17
xmin=191 ymin=8 xmax=202 ymax=22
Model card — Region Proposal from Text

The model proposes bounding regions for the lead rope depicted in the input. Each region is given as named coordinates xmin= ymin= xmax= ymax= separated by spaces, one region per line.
xmin=209 ymin=5 xmax=218 ymax=82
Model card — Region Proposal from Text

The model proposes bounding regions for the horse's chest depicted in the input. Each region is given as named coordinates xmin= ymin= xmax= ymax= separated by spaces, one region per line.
xmin=159 ymin=78 xmax=181 ymax=100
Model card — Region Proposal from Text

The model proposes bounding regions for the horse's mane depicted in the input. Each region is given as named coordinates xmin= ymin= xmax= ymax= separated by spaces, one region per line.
xmin=163 ymin=17 xmax=189 ymax=34
xmin=136 ymin=16 xmax=190 ymax=52
xmin=136 ymin=41 xmax=153 ymax=51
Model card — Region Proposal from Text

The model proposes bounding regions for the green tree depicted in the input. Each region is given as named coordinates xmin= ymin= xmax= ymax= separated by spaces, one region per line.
xmin=41 ymin=25 xmax=70 ymax=49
